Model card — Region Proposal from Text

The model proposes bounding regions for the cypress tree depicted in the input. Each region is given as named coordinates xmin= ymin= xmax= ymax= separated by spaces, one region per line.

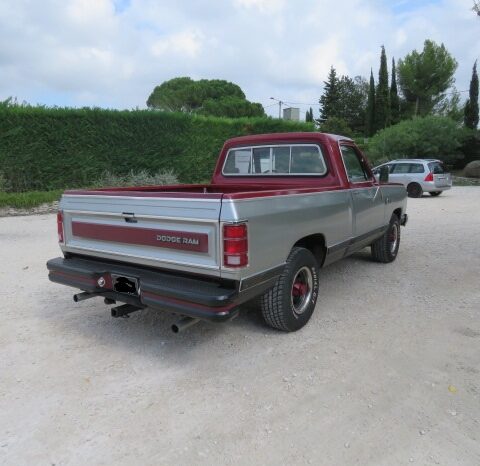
xmin=319 ymin=67 xmax=339 ymax=122
xmin=305 ymin=107 xmax=314 ymax=122
xmin=390 ymin=58 xmax=400 ymax=124
xmin=464 ymin=61 xmax=479 ymax=129
xmin=375 ymin=46 xmax=390 ymax=131
xmin=366 ymin=69 xmax=376 ymax=136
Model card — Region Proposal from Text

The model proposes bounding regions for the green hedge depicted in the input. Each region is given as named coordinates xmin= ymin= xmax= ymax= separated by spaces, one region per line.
xmin=0 ymin=106 xmax=314 ymax=191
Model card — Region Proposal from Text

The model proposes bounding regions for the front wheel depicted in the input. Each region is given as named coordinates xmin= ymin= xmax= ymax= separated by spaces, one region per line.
xmin=371 ymin=214 xmax=401 ymax=263
xmin=429 ymin=191 xmax=442 ymax=197
xmin=260 ymin=247 xmax=319 ymax=332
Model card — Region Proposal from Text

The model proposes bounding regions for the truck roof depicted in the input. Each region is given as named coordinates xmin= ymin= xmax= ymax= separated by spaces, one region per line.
xmin=224 ymin=132 xmax=352 ymax=146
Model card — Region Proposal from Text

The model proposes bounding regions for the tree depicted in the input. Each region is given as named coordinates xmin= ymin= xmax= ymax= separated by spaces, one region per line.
xmin=397 ymin=40 xmax=458 ymax=116
xmin=473 ymin=1 xmax=480 ymax=16
xmin=435 ymin=88 xmax=464 ymax=124
xmin=305 ymin=107 xmax=314 ymax=122
xmin=319 ymin=67 xmax=340 ymax=122
xmin=365 ymin=70 xmax=376 ymax=137
xmin=390 ymin=58 xmax=400 ymax=124
xmin=375 ymin=46 xmax=390 ymax=131
xmin=464 ymin=61 xmax=479 ymax=129
xmin=319 ymin=116 xmax=353 ymax=138
xmin=146 ymin=77 xmax=265 ymax=117
xmin=366 ymin=116 xmax=468 ymax=165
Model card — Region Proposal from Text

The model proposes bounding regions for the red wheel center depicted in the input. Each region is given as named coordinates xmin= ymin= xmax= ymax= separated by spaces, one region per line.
xmin=292 ymin=282 xmax=307 ymax=297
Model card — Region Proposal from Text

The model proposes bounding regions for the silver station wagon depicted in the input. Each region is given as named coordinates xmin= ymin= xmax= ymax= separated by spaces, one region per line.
xmin=373 ymin=159 xmax=452 ymax=198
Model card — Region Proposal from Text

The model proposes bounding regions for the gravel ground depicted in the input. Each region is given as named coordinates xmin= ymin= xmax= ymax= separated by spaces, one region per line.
xmin=1 ymin=187 xmax=479 ymax=466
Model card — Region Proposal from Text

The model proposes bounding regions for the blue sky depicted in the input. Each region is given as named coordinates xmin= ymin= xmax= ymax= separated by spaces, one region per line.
xmin=0 ymin=0 xmax=477 ymax=118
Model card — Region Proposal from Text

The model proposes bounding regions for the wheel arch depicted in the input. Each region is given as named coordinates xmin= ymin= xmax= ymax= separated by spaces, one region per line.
xmin=292 ymin=233 xmax=327 ymax=267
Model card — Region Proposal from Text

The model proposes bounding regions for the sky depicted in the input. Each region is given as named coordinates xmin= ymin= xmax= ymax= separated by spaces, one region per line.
xmin=0 ymin=0 xmax=478 ymax=118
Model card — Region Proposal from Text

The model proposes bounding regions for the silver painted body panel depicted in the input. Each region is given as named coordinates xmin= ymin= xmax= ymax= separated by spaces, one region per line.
xmin=59 ymin=184 xmax=407 ymax=283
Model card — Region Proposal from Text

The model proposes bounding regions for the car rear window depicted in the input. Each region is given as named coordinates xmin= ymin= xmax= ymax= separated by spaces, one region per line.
xmin=428 ymin=162 xmax=446 ymax=174
xmin=223 ymin=144 xmax=327 ymax=176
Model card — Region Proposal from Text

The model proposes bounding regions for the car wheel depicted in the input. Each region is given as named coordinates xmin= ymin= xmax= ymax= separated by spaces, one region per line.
xmin=371 ymin=214 xmax=401 ymax=263
xmin=260 ymin=247 xmax=319 ymax=332
xmin=407 ymin=182 xmax=423 ymax=198
xmin=429 ymin=191 xmax=442 ymax=197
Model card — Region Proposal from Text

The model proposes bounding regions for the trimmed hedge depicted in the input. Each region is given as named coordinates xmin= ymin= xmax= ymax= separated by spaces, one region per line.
xmin=0 ymin=106 xmax=314 ymax=191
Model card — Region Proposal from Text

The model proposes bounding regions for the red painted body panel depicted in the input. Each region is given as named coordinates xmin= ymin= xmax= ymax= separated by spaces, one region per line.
xmin=72 ymin=221 xmax=209 ymax=252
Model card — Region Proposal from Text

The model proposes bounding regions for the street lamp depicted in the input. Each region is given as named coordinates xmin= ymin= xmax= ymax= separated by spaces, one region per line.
xmin=270 ymin=97 xmax=283 ymax=119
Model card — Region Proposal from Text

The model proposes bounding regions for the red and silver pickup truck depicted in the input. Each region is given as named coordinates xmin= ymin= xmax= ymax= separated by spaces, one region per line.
xmin=47 ymin=132 xmax=408 ymax=332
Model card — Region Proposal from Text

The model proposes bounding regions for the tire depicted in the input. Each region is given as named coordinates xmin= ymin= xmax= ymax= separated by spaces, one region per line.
xmin=429 ymin=191 xmax=442 ymax=197
xmin=371 ymin=214 xmax=401 ymax=263
xmin=260 ymin=247 xmax=319 ymax=332
xmin=407 ymin=182 xmax=423 ymax=198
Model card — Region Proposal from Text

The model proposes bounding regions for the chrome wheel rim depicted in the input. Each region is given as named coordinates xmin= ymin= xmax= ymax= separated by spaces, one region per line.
xmin=389 ymin=223 xmax=399 ymax=254
xmin=291 ymin=266 xmax=313 ymax=315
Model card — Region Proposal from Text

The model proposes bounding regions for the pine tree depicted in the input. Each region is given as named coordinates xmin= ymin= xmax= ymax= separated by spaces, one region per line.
xmin=366 ymin=69 xmax=376 ymax=136
xmin=375 ymin=46 xmax=390 ymax=131
xmin=390 ymin=58 xmax=400 ymax=124
xmin=319 ymin=67 xmax=339 ymax=122
xmin=464 ymin=61 xmax=479 ymax=129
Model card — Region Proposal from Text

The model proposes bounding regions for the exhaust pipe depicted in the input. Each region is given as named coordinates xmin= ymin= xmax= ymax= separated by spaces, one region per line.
xmin=111 ymin=304 xmax=142 ymax=318
xmin=73 ymin=292 xmax=98 ymax=302
xmin=171 ymin=317 xmax=200 ymax=333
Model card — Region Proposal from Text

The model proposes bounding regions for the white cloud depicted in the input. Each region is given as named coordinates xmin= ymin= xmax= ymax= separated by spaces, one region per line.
xmin=0 ymin=0 xmax=477 ymax=115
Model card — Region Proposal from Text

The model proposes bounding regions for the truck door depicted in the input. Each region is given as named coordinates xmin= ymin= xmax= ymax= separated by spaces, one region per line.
xmin=339 ymin=144 xmax=385 ymax=241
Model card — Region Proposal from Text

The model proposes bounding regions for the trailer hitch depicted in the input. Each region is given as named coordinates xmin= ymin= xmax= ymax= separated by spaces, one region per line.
xmin=111 ymin=304 xmax=143 ymax=318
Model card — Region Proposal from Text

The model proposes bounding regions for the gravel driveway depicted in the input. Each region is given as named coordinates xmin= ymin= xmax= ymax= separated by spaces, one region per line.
xmin=1 ymin=187 xmax=479 ymax=466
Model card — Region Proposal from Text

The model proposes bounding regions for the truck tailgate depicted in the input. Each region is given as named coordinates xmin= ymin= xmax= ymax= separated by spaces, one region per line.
xmin=60 ymin=193 xmax=222 ymax=276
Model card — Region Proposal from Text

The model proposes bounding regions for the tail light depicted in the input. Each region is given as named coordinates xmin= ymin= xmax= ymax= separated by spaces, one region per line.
xmin=424 ymin=172 xmax=434 ymax=182
xmin=223 ymin=223 xmax=248 ymax=268
xmin=57 ymin=211 xmax=65 ymax=243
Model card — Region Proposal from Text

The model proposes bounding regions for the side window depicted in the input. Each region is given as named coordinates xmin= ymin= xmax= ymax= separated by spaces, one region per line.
xmin=340 ymin=146 xmax=369 ymax=183
xmin=392 ymin=164 xmax=410 ymax=174
xmin=409 ymin=163 xmax=425 ymax=173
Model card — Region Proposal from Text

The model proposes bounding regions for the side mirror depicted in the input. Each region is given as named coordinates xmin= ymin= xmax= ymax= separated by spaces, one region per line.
xmin=379 ymin=165 xmax=389 ymax=183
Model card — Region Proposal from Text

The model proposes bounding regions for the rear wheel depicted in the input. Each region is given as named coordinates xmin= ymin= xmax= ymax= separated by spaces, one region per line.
xmin=429 ymin=191 xmax=442 ymax=196
xmin=371 ymin=214 xmax=401 ymax=263
xmin=260 ymin=247 xmax=319 ymax=332
xmin=407 ymin=182 xmax=423 ymax=198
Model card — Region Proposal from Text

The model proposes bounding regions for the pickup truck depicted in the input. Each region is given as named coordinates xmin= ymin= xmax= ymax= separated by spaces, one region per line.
xmin=47 ymin=132 xmax=408 ymax=332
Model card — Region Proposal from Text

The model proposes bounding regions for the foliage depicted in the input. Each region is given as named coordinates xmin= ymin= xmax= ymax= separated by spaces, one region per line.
xmin=375 ymin=46 xmax=390 ymax=131
xmin=464 ymin=61 xmax=479 ymax=129
xmin=319 ymin=68 xmax=367 ymax=133
xmin=91 ymin=170 xmax=178 ymax=188
xmin=146 ymin=77 xmax=264 ymax=118
xmin=319 ymin=117 xmax=353 ymax=138
xmin=305 ymin=107 xmax=314 ymax=122
xmin=198 ymin=96 xmax=264 ymax=118
xmin=390 ymin=58 xmax=400 ymax=125
xmin=365 ymin=70 xmax=376 ymax=137
xmin=319 ymin=67 xmax=339 ymax=122
xmin=365 ymin=116 xmax=468 ymax=165
xmin=0 ymin=190 xmax=63 ymax=209
xmin=434 ymin=88 xmax=464 ymax=123
xmin=0 ymin=106 xmax=314 ymax=192
xmin=397 ymin=40 xmax=458 ymax=116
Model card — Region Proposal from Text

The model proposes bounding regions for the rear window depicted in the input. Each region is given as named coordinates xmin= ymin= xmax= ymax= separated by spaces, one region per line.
xmin=428 ymin=162 xmax=446 ymax=174
xmin=223 ymin=144 xmax=327 ymax=176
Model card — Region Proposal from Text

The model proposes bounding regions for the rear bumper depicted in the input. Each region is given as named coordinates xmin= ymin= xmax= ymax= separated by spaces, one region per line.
xmin=421 ymin=181 xmax=452 ymax=192
xmin=47 ymin=256 xmax=275 ymax=322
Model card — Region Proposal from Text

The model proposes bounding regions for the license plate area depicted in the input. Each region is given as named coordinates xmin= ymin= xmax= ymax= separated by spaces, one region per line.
xmin=111 ymin=274 xmax=139 ymax=296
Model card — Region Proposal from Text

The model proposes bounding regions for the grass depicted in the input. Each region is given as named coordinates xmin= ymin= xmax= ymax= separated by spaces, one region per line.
xmin=0 ymin=190 xmax=63 ymax=209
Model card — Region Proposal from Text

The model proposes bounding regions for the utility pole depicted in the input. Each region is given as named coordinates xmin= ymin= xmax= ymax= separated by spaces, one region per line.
xmin=270 ymin=97 xmax=283 ymax=119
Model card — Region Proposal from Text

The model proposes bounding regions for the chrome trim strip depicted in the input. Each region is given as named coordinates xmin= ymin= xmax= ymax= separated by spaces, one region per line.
xmin=63 ymin=210 xmax=218 ymax=224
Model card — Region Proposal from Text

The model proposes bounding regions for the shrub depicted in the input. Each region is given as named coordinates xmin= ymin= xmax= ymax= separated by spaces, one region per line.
xmin=0 ymin=106 xmax=314 ymax=192
xmin=91 ymin=169 xmax=178 ymax=188
xmin=365 ymin=116 xmax=469 ymax=166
